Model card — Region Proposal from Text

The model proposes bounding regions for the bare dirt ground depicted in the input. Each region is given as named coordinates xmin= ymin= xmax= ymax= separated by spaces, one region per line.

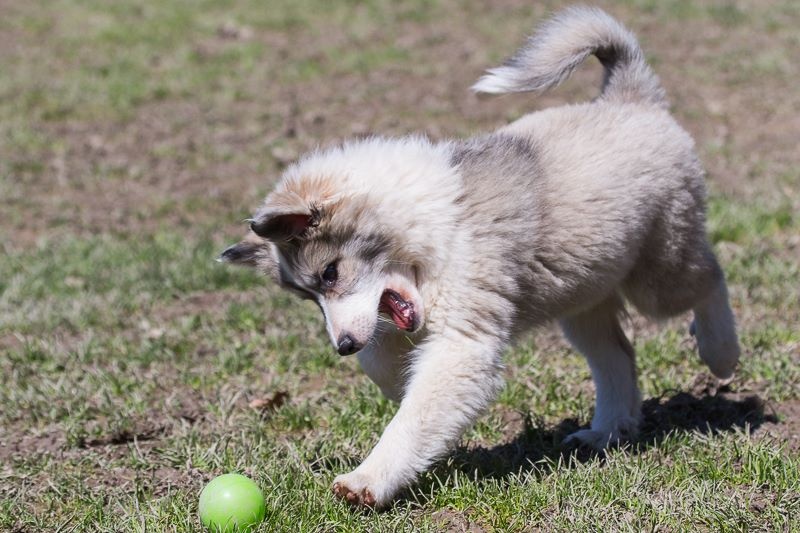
xmin=3 ymin=1 xmax=798 ymax=246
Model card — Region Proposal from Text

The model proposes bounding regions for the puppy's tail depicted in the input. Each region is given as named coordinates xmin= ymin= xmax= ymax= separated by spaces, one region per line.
xmin=471 ymin=6 xmax=666 ymax=107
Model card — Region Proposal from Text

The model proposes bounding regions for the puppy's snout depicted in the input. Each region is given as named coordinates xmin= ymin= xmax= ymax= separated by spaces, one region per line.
xmin=337 ymin=333 xmax=362 ymax=356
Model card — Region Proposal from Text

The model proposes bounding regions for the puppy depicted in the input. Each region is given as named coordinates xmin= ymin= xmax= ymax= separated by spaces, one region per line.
xmin=221 ymin=6 xmax=740 ymax=508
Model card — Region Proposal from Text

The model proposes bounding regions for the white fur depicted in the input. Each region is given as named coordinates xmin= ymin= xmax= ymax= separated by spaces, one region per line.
xmin=560 ymin=296 xmax=641 ymax=448
xmin=322 ymin=276 xmax=385 ymax=348
xmin=336 ymin=333 xmax=505 ymax=506
xmin=471 ymin=66 xmax=526 ymax=94
xmin=356 ymin=327 xmax=414 ymax=402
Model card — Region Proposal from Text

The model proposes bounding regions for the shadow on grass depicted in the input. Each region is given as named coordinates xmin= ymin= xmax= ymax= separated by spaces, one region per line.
xmin=322 ymin=387 xmax=777 ymax=510
xmin=432 ymin=388 xmax=777 ymax=484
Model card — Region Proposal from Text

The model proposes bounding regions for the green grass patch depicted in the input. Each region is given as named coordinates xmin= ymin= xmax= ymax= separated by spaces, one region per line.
xmin=2 ymin=191 xmax=799 ymax=530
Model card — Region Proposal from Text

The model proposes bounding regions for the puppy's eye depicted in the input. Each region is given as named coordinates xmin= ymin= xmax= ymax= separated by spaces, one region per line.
xmin=321 ymin=262 xmax=338 ymax=287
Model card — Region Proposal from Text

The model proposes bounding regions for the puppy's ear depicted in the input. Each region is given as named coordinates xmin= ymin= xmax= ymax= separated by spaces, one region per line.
xmin=249 ymin=179 xmax=344 ymax=241
xmin=218 ymin=232 xmax=264 ymax=267
xmin=249 ymin=188 xmax=327 ymax=241
xmin=249 ymin=210 xmax=314 ymax=241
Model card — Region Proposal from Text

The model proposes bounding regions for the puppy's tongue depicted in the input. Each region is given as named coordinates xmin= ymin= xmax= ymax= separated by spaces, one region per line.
xmin=379 ymin=289 xmax=415 ymax=331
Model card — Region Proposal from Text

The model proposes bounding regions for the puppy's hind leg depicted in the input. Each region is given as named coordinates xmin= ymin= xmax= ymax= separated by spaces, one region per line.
xmin=560 ymin=295 xmax=641 ymax=449
xmin=691 ymin=275 xmax=740 ymax=381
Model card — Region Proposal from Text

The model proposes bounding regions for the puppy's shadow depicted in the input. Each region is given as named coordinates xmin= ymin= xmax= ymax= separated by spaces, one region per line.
xmin=437 ymin=388 xmax=777 ymax=483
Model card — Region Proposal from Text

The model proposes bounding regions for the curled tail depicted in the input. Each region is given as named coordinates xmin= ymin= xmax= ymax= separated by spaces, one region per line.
xmin=471 ymin=6 xmax=666 ymax=107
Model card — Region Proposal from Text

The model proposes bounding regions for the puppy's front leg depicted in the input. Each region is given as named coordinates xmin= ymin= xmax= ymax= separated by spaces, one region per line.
xmin=333 ymin=333 xmax=505 ymax=508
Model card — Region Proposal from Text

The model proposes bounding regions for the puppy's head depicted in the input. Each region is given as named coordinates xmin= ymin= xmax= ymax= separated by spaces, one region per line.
xmin=220 ymin=175 xmax=424 ymax=355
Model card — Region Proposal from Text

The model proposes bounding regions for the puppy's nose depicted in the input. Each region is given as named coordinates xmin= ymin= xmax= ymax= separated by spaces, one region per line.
xmin=337 ymin=334 xmax=361 ymax=356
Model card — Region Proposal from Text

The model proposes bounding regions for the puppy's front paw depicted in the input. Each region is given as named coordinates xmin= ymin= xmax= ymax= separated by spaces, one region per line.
xmin=332 ymin=471 xmax=378 ymax=508
xmin=563 ymin=417 xmax=638 ymax=450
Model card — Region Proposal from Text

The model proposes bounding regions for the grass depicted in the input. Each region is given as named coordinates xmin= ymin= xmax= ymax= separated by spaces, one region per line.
xmin=2 ymin=0 xmax=799 ymax=531
xmin=2 ymin=185 xmax=797 ymax=532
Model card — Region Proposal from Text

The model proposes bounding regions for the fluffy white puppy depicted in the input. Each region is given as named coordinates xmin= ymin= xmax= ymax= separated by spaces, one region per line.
xmin=222 ymin=6 xmax=740 ymax=508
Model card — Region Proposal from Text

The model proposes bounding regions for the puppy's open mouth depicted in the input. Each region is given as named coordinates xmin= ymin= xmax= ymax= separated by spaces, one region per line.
xmin=379 ymin=289 xmax=417 ymax=331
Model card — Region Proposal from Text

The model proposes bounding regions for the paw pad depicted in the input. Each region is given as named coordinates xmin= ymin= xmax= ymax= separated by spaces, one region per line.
xmin=332 ymin=482 xmax=376 ymax=508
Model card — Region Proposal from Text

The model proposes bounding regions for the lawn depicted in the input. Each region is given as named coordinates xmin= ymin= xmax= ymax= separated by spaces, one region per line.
xmin=1 ymin=0 xmax=798 ymax=531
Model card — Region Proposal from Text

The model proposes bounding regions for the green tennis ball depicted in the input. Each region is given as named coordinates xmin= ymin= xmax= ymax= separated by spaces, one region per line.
xmin=199 ymin=474 xmax=266 ymax=532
